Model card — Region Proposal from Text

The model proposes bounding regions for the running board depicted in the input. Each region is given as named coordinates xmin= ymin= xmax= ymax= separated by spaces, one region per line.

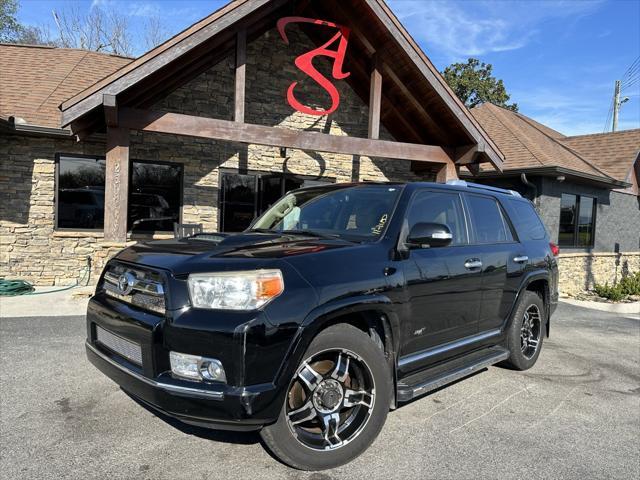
xmin=396 ymin=346 xmax=510 ymax=402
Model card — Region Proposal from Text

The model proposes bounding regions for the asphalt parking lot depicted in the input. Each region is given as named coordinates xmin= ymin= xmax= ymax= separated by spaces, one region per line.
xmin=1 ymin=302 xmax=638 ymax=480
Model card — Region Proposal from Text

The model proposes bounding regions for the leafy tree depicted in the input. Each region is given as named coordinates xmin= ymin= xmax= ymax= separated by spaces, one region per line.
xmin=0 ymin=0 xmax=22 ymax=42
xmin=442 ymin=58 xmax=518 ymax=112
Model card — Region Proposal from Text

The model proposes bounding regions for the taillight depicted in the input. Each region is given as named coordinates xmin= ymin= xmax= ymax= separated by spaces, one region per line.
xmin=549 ymin=242 xmax=559 ymax=256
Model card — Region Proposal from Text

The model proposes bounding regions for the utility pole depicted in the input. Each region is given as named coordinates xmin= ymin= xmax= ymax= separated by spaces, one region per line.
xmin=612 ymin=80 xmax=621 ymax=132
xmin=611 ymin=80 xmax=629 ymax=132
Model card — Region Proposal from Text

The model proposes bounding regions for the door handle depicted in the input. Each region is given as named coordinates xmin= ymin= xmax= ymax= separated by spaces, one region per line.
xmin=513 ymin=255 xmax=529 ymax=263
xmin=464 ymin=259 xmax=482 ymax=269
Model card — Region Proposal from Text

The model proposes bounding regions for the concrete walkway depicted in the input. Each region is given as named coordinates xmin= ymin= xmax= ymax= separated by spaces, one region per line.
xmin=0 ymin=286 xmax=92 ymax=318
xmin=561 ymin=297 xmax=640 ymax=315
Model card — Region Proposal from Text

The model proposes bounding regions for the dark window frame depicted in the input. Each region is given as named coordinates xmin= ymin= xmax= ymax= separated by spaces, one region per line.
xmin=54 ymin=153 xmax=184 ymax=234
xmin=217 ymin=168 xmax=335 ymax=232
xmin=558 ymin=193 xmax=597 ymax=248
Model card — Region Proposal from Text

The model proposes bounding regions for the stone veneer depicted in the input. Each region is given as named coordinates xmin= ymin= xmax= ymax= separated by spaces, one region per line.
xmin=557 ymin=252 xmax=640 ymax=296
xmin=0 ymin=25 xmax=426 ymax=286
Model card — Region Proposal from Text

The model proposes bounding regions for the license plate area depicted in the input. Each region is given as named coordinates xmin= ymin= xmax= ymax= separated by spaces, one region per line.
xmin=96 ymin=325 xmax=143 ymax=367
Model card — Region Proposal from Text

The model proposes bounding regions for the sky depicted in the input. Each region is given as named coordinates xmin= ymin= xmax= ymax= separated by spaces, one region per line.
xmin=16 ymin=0 xmax=640 ymax=136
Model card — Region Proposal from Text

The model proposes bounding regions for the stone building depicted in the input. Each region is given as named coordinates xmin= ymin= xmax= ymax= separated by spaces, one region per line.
xmin=468 ymin=104 xmax=640 ymax=294
xmin=1 ymin=0 xmax=638 ymax=295
xmin=1 ymin=0 xmax=502 ymax=286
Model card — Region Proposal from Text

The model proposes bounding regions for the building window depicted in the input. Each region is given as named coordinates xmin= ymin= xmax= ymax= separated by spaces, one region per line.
xmin=219 ymin=171 xmax=332 ymax=232
xmin=56 ymin=155 xmax=182 ymax=233
xmin=129 ymin=161 xmax=183 ymax=233
xmin=57 ymin=155 xmax=106 ymax=230
xmin=558 ymin=193 xmax=596 ymax=247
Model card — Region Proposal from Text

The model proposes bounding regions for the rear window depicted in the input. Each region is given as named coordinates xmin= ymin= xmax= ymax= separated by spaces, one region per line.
xmin=508 ymin=200 xmax=547 ymax=241
xmin=466 ymin=194 xmax=513 ymax=244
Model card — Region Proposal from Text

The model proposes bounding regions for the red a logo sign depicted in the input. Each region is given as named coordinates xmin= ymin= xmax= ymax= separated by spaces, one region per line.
xmin=277 ymin=17 xmax=351 ymax=116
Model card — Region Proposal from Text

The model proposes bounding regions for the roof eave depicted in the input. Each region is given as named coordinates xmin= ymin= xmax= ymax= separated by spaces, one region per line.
xmin=463 ymin=166 xmax=631 ymax=189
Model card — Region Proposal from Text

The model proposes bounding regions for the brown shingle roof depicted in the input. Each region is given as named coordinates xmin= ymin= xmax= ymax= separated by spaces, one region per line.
xmin=0 ymin=43 xmax=131 ymax=129
xmin=471 ymin=103 xmax=615 ymax=180
xmin=560 ymin=130 xmax=640 ymax=182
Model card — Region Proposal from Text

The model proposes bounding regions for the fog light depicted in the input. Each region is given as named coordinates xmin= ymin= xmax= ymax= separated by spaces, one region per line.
xmin=169 ymin=351 xmax=226 ymax=383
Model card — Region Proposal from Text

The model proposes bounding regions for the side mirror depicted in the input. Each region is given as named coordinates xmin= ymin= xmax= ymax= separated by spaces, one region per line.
xmin=406 ymin=222 xmax=453 ymax=248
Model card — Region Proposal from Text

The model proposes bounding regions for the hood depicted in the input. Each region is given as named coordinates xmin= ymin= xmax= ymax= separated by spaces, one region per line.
xmin=114 ymin=232 xmax=354 ymax=275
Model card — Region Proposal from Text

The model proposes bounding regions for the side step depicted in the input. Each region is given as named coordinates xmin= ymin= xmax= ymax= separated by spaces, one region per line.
xmin=396 ymin=346 xmax=510 ymax=402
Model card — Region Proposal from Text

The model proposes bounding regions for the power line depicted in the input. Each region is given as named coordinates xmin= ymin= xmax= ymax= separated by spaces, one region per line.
xmin=622 ymin=56 xmax=640 ymax=80
xmin=603 ymin=93 xmax=614 ymax=133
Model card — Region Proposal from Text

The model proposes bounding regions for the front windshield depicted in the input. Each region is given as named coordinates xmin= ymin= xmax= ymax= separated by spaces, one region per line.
xmin=251 ymin=184 xmax=402 ymax=241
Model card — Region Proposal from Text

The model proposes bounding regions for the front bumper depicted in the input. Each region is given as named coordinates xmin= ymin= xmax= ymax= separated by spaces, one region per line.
xmin=86 ymin=340 xmax=279 ymax=431
xmin=85 ymin=290 xmax=291 ymax=431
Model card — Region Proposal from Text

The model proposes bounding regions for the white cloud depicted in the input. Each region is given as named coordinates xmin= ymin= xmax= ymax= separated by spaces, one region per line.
xmin=128 ymin=2 xmax=161 ymax=18
xmin=388 ymin=0 xmax=603 ymax=61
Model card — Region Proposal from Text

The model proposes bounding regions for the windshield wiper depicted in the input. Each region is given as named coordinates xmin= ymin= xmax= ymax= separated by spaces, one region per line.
xmin=280 ymin=229 xmax=345 ymax=241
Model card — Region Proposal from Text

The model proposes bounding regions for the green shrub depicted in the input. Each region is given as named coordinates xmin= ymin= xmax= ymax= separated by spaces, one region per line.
xmin=594 ymin=271 xmax=640 ymax=301
xmin=619 ymin=271 xmax=640 ymax=296
xmin=593 ymin=283 xmax=626 ymax=301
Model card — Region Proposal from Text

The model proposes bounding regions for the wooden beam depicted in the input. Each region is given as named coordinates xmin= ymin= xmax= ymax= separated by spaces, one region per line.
xmin=234 ymin=28 xmax=246 ymax=123
xmin=368 ymin=56 xmax=382 ymax=140
xmin=104 ymin=127 xmax=130 ymax=242
xmin=103 ymin=94 xmax=118 ymax=127
xmin=119 ymin=108 xmax=453 ymax=164
xmin=435 ymin=161 xmax=459 ymax=183
xmin=454 ymin=145 xmax=478 ymax=165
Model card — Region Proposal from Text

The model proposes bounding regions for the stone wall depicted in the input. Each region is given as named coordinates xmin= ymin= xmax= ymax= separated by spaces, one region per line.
xmin=0 ymin=25 xmax=427 ymax=286
xmin=558 ymin=252 xmax=640 ymax=296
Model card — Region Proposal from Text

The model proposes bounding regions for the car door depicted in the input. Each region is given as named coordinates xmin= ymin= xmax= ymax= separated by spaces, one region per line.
xmin=463 ymin=193 xmax=524 ymax=334
xmin=399 ymin=189 xmax=482 ymax=367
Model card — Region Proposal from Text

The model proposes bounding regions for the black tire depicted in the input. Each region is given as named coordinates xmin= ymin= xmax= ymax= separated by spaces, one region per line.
xmin=502 ymin=290 xmax=546 ymax=370
xmin=260 ymin=324 xmax=392 ymax=471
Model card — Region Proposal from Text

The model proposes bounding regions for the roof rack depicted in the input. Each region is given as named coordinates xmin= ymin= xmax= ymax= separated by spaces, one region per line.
xmin=446 ymin=180 xmax=522 ymax=197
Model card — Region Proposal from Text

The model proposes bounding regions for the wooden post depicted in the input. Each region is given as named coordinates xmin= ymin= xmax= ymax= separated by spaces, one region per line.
xmin=435 ymin=161 xmax=458 ymax=183
xmin=368 ymin=56 xmax=382 ymax=140
xmin=234 ymin=29 xmax=246 ymax=123
xmin=104 ymin=126 xmax=130 ymax=242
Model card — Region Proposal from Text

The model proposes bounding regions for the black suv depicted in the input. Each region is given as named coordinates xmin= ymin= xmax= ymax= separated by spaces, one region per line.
xmin=86 ymin=181 xmax=558 ymax=470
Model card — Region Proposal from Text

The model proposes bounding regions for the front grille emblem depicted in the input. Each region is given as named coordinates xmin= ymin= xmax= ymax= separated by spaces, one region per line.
xmin=117 ymin=272 xmax=136 ymax=296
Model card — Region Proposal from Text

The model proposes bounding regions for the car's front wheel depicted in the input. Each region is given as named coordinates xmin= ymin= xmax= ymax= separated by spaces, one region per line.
xmin=260 ymin=323 xmax=391 ymax=470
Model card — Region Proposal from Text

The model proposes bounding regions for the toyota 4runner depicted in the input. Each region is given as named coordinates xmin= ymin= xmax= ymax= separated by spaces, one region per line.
xmin=86 ymin=180 xmax=559 ymax=470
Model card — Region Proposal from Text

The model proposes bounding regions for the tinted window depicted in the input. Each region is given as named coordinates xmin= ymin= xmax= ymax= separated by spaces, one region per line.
xmin=466 ymin=195 xmax=512 ymax=243
xmin=509 ymin=200 xmax=547 ymax=241
xmin=57 ymin=156 xmax=106 ymax=229
xmin=406 ymin=191 xmax=467 ymax=245
xmin=558 ymin=193 xmax=595 ymax=247
xmin=129 ymin=162 xmax=182 ymax=233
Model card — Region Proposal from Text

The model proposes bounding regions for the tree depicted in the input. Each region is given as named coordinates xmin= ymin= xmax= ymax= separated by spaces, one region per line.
xmin=53 ymin=5 xmax=132 ymax=56
xmin=0 ymin=0 xmax=20 ymax=41
xmin=442 ymin=58 xmax=518 ymax=112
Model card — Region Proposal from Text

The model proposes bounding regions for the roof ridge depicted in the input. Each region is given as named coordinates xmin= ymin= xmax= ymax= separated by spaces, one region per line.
xmin=490 ymin=104 xmax=615 ymax=180
xmin=487 ymin=105 xmax=550 ymax=167
xmin=0 ymin=42 xmax=134 ymax=59
xmin=564 ymin=128 xmax=640 ymax=140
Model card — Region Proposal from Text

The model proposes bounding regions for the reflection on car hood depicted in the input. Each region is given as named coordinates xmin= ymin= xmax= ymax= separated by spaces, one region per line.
xmin=114 ymin=232 xmax=353 ymax=274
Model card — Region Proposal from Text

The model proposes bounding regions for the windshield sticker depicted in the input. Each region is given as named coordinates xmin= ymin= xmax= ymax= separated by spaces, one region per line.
xmin=371 ymin=214 xmax=388 ymax=235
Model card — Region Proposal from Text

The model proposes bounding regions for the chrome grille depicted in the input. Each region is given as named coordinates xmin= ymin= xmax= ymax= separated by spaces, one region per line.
xmin=103 ymin=262 xmax=165 ymax=314
xmin=95 ymin=326 xmax=143 ymax=366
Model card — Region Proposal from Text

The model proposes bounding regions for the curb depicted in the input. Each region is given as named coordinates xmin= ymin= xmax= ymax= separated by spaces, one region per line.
xmin=560 ymin=298 xmax=640 ymax=315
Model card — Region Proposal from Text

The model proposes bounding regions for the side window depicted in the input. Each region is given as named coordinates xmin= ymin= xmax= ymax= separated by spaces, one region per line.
xmin=466 ymin=195 xmax=513 ymax=244
xmin=509 ymin=200 xmax=547 ymax=241
xmin=406 ymin=191 xmax=467 ymax=245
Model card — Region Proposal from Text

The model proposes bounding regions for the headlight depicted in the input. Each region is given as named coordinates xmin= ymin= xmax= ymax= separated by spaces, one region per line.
xmin=187 ymin=269 xmax=284 ymax=310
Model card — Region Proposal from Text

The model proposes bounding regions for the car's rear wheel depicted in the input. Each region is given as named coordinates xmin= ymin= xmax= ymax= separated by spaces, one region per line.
xmin=260 ymin=324 xmax=391 ymax=471
xmin=503 ymin=290 xmax=546 ymax=370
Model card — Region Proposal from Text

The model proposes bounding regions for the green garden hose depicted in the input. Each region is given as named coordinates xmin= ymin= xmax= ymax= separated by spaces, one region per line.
xmin=0 ymin=266 xmax=91 ymax=296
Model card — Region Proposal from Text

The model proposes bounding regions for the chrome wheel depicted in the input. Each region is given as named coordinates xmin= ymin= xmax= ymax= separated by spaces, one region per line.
xmin=285 ymin=348 xmax=376 ymax=451
xmin=521 ymin=304 xmax=542 ymax=359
